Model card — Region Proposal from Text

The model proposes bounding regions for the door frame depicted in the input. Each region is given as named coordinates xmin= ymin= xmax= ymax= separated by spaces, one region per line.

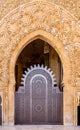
xmin=8 ymin=30 xmax=73 ymax=125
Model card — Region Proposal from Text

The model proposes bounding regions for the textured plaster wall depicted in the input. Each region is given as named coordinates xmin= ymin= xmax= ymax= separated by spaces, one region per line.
xmin=0 ymin=0 xmax=80 ymax=126
xmin=0 ymin=0 xmax=80 ymax=20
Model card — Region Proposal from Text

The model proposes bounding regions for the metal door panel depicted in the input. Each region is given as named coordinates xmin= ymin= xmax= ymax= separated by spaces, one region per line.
xmin=32 ymin=99 xmax=46 ymax=123
xmin=15 ymin=65 xmax=63 ymax=124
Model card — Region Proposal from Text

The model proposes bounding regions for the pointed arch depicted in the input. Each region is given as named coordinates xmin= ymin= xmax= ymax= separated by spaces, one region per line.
xmin=0 ymin=0 xmax=78 ymax=125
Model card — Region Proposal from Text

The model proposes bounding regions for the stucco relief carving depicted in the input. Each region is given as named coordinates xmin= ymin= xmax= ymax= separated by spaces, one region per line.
xmin=0 ymin=1 xmax=79 ymax=87
xmin=74 ymin=43 xmax=80 ymax=87
xmin=0 ymin=0 xmax=80 ymax=20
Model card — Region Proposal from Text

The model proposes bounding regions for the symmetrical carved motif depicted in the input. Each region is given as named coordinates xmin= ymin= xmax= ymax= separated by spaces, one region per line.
xmin=21 ymin=64 xmax=56 ymax=87
xmin=15 ymin=65 xmax=63 ymax=124
xmin=0 ymin=0 xmax=80 ymax=20
xmin=0 ymin=1 xmax=79 ymax=88
xmin=0 ymin=0 xmax=79 ymax=125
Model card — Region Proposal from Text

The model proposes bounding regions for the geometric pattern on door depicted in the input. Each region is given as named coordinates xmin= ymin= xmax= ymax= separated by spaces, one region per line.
xmin=15 ymin=65 xmax=63 ymax=124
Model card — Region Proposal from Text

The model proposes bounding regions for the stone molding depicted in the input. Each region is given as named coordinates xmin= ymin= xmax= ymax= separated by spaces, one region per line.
xmin=0 ymin=1 xmax=79 ymax=88
xmin=0 ymin=0 xmax=79 ymax=125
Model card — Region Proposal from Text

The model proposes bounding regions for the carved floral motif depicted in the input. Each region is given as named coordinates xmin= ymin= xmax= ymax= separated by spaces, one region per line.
xmin=0 ymin=0 xmax=80 ymax=20
xmin=0 ymin=1 xmax=79 ymax=87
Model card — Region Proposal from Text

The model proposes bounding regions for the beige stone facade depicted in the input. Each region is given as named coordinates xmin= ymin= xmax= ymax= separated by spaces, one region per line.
xmin=0 ymin=0 xmax=80 ymax=126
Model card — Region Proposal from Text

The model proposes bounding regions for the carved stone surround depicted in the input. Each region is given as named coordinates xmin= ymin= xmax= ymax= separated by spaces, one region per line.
xmin=0 ymin=1 xmax=79 ymax=88
xmin=0 ymin=0 xmax=79 ymax=126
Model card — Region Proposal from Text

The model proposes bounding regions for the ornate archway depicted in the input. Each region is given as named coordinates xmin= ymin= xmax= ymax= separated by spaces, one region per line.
xmin=9 ymin=31 xmax=71 ymax=125
xmin=0 ymin=0 xmax=79 ymax=126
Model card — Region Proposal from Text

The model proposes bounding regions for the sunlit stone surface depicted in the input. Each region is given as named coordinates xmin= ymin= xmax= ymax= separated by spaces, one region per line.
xmin=0 ymin=0 xmax=80 ymax=126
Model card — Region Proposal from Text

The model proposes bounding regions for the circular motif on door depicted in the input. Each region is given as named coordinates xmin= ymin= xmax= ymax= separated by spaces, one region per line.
xmin=35 ymin=105 xmax=42 ymax=112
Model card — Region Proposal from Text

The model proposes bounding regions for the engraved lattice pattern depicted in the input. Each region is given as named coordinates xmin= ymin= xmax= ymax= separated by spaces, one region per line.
xmin=15 ymin=65 xmax=63 ymax=124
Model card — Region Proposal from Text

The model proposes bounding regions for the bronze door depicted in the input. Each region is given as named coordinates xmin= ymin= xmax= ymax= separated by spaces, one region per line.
xmin=15 ymin=65 xmax=63 ymax=124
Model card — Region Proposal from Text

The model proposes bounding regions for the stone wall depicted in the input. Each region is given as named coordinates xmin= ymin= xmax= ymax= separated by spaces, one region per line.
xmin=0 ymin=0 xmax=80 ymax=20
xmin=0 ymin=0 xmax=80 ymax=126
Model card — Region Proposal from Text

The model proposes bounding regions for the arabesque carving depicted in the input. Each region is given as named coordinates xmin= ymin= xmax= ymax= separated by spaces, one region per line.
xmin=0 ymin=0 xmax=80 ymax=126
xmin=0 ymin=0 xmax=80 ymax=20
xmin=0 ymin=1 xmax=79 ymax=88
